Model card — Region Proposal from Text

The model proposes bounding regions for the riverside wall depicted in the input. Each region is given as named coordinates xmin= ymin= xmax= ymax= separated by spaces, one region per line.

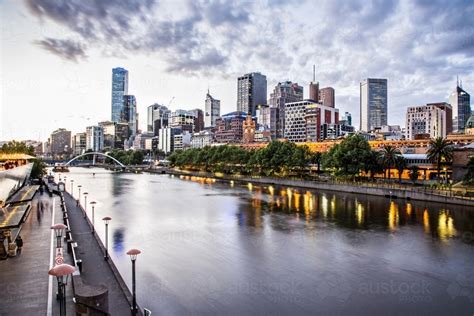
xmin=0 ymin=163 xmax=33 ymax=204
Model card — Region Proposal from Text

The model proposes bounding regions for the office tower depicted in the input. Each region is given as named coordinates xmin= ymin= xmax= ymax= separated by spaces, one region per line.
xmin=405 ymin=104 xmax=448 ymax=140
xmin=111 ymin=67 xmax=129 ymax=122
xmin=123 ymin=95 xmax=137 ymax=136
xmin=269 ymin=81 xmax=304 ymax=138
xmin=85 ymin=126 xmax=104 ymax=152
xmin=237 ymin=72 xmax=267 ymax=116
xmin=205 ymin=91 xmax=221 ymax=128
xmin=147 ymin=104 xmax=170 ymax=136
xmin=449 ymin=82 xmax=471 ymax=132
xmin=189 ymin=108 xmax=204 ymax=132
xmin=50 ymin=128 xmax=71 ymax=156
xmin=214 ymin=111 xmax=248 ymax=143
xmin=158 ymin=127 xmax=182 ymax=154
xmin=319 ymin=87 xmax=335 ymax=108
xmin=309 ymin=65 xmax=319 ymax=101
xmin=360 ymin=78 xmax=388 ymax=132
xmin=427 ymin=103 xmax=453 ymax=134
xmin=304 ymin=102 xmax=340 ymax=142
xmin=341 ymin=112 xmax=352 ymax=126
xmin=169 ymin=109 xmax=195 ymax=133
xmin=72 ymin=133 xmax=86 ymax=155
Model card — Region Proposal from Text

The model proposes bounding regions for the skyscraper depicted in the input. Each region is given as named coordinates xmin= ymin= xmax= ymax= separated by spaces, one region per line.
xmin=189 ymin=108 xmax=204 ymax=132
xmin=360 ymin=78 xmax=388 ymax=132
xmin=269 ymin=81 xmax=304 ymax=138
xmin=449 ymin=82 xmax=471 ymax=132
xmin=237 ymin=72 xmax=267 ymax=116
xmin=205 ymin=91 xmax=220 ymax=128
xmin=405 ymin=104 xmax=448 ymax=140
xmin=147 ymin=103 xmax=170 ymax=135
xmin=111 ymin=67 xmax=128 ymax=122
xmin=319 ymin=87 xmax=335 ymax=108
xmin=123 ymin=95 xmax=137 ymax=136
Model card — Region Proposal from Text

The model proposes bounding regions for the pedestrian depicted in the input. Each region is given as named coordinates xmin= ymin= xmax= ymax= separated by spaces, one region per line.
xmin=16 ymin=235 xmax=23 ymax=252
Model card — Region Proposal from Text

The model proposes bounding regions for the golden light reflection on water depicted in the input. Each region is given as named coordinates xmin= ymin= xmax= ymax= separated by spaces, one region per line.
xmin=406 ymin=203 xmax=412 ymax=216
xmin=268 ymin=186 xmax=274 ymax=196
xmin=388 ymin=201 xmax=399 ymax=231
xmin=321 ymin=195 xmax=328 ymax=219
xmin=438 ymin=210 xmax=457 ymax=240
xmin=247 ymin=182 xmax=253 ymax=191
xmin=294 ymin=191 xmax=301 ymax=212
xmin=423 ymin=209 xmax=430 ymax=233
xmin=356 ymin=203 xmax=364 ymax=226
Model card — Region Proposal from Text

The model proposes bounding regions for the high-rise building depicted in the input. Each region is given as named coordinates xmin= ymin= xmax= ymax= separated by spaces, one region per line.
xmin=169 ymin=109 xmax=195 ymax=133
xmin=191 ymin=131 xmax=214 ymax=148
xmin=427 ymin=103 xmax=453 ymax=134
xmin=189 ymin=108 xmax=204 ymax=132
xmin=98 ymin=121 xmax=129 ymax=149
xmin=405 ymin=104 xmax=449 ymax=140
xmin=360 ymin=78 xmax=388 ymax=132
xmin=85 ymin=126 xmax=104 ymax=152
xmin=123 ymin=95 xmax=137 ymax=136
xmin=304 ymin=102 xmax=339 ymax=142
xmin=204 ymin=91 xmax=220 ymax=128
xmin=111 ymin=67 xmax=128 ymax=122
xmin=50 ymin=128 xmax=71 ymax=157
xmin=256 ymin=104 xmax=278 ymax=139
xmin=319 ymin=87 xmax=335 ymax=108
xmin=158 ymin=127 xmax=182 ymax=154
xmin=72 ymin=133 xmax=86 ymax=156
xmin=147 ymin=104 xmax=170 ymax=136
xmin=309 ymin=82 xmax=319 ymax=102
xmin=449 ymin=83 xmax=471 ymax=132
xmin=341 ymin=112 xmax=352 ymax=126
xmin=237 ymin=72 xmax=267 ymax=116
xmin=269 ymin=81 xmax=304 ymax=138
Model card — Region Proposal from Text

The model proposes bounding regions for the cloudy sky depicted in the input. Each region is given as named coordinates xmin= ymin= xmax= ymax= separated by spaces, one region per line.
xmin=1 ymin=0 xmax=473 ymax=141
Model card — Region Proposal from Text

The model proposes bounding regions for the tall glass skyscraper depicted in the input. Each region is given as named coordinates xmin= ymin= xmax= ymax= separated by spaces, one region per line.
xmin=449 ymin=84 xmax=471 ymax=132
xmin=111 ymin=67 xmax=129 ymax=122
xmin=123 ymin=95 xmax=137 ymax=137
xmin=237 ymin=72 xmax=267 ymax=116
xmin=360 ymin=78 xmax=388 ymax=132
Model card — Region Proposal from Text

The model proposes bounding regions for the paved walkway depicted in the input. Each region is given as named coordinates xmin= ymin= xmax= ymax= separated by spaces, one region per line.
xmin=0 ymin=190 xmax=75 ymax=315
xmin=63 ymin=191 xmax=132 ymax=315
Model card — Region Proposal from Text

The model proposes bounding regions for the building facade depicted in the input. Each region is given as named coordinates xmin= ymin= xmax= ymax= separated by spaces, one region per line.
xmin=319 ymin=87 xmax=335 ymax=108
xmin=158 ymin=127 xmax=182 ymax=154
xmin=72 ymin=133 xmax=86 ymax=156
xmin=147 ymin=104 xmax=170 ymax=136
xmin=304 ymin=103 xmax=340 ymax=142
xmin=50 ymin=128 xmax=71 ymax=157
xmin=284 ymin=101 xmax=311 ymax=142
xmin=173 ymin=131 xmax=192 ymax=151
xmin=405 ymin=104 xmax=448 ymax=140
xmin=86 ymin=126 xmax=104 ymax=152
xmin=191 ymin=131 xmax=214 ymax=148
xmin=204 ymin=91 xmax=220 ymax=128
xmin=449 ymin=84 xmax=471 ymax=132
xmin=189 ymin=108 xmax=204 ymax=132
xmin=360 ymin=78 xmax=388 ymax=132
xmin=237 ymin=72 xmax=267 ymax=116
xmin=111 ymin=67 xmax=128 ymax=122
xmin=123 ymin=95 xmax=137 ymax=137
xmin=214 ymin=111 xmax=247 ymax=143
xmin=169 ymin=109 xmax=195 ymax=133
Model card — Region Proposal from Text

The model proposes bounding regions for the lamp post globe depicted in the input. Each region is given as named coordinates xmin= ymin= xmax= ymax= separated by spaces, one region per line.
xmin=83 ymin=192 xmax=88 ymax=217
xmin=127 ymin=248 xmax=142 ymax=314
xmin=48 ymin=263 xmax=75 ymax=316
xmin=90 ymin=201 xmax=97 ymax=233
xmin=102 ymin=217 xmax=112 ymax=259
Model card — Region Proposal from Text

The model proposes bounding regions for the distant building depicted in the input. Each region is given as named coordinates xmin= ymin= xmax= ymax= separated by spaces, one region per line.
xmin=123 ymin=95 xmax=137 ymax=137
xmin=158 ymin=127 xmax=182 ymax=154
xmin=360 ymin=78 xmax=388 ymax=132
xmin=111 ymin=67 xmax=128 ymax=122
xmin=309 ymin=82 xmax=319 ymax=102
xmin=465 ymin=115 xmax=474 ymax=135
xmin=173 ymin=131 xmax=192 ymax=151
xmin=406 ymin=104 xmax=449 ymax=140
xmin=319 ymin=87 xmax=335 ymax=108
xmin=189 ymin=108 xmax=204 ymax=132
xmin=191 ymin=130 xmax=214 ymax=148
xmin=237 ymin=72 xmax=267 ymax=116
xmin=86 ymin=126 xmax=104 ymax=152
xmin=169 ymin=109 xmax=194 ymax=133
xmin=375 ymin=125 xmax=404 ymax=140
xmin=147 ymin=104 xmax=170 ymax=136
xmin=242 ymin=115 xmax=256 ymax=144
xmin=427 ymin=102 xmax=453 ymax=134
xmin=214 ymin=111 xmax=248 ymax=143
xmin=204 ymin=91 xmax=220 ymax=128
xmin=50 ymin=128 xmax=71 ymax=157
xmin=98 ymin=121 xmax=129 ymax=149
xmin=303 ymin=102 xmax=340 ymax=142
xmin=449 ymin=83 xmax=471 ymax=132
xmin=132 ymin=133 xmax=154 ymax=151
xmin=72 ymin=133 xmax=86 ymax=155
xmin=340 ymin=112 xmax=352 ymax=126
xmin=256 ymin=104 xmax=278 ymax=139
xmin=269 ymin=81 xmax=304 ymax=138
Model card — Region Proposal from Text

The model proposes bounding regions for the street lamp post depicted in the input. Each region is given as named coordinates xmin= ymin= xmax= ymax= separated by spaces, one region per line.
xmin=63 ymin=176 xmax=67 ymax=191
xmin=127 ymin=249 xmax=141 ymax=315
xmin=70 ymin=180 xmax=74 ymax=197
xmin=83 ymin=192 xmax=88 ymax=218
xmin=51 ymin=223 xmax=67 ymax=249
xmin=48 ymin=264 xmax=75 ymax=316
xmin=77 ymin=185 xmax=82 ymax=206
xmin=90 ymin=201 xmax=97 ymax=233
xmin=102 ymin=217 xmax=112 ymax=259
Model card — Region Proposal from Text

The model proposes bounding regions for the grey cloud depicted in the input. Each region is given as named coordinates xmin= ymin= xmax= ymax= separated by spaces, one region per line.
xmin=35 ymin=38 xmax=87 ymax=62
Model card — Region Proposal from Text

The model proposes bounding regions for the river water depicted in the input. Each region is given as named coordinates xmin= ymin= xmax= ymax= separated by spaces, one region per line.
xmin=58 ymin=168 xmax=474 ymax=315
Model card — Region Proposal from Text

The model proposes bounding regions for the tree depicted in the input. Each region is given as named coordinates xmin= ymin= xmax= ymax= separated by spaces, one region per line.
xmin=31 ymin=159 xmax=47 ymax=179
xmin=364 ymin=150 xmax=383 ymax=180
xmin=409 ymin=166 xmax=420 ymax=184
xmin=427 ymin=137 xmax=453 ymax=183
xmin=463 ymin=157 xmax=474 ymax=185
xmin=379 ymin=145 xmax=401 ymax=180
xmin=311 ymin=152 xmax=323 ymax=173
xmin=394 ymin=155 xmax=407 ymax=183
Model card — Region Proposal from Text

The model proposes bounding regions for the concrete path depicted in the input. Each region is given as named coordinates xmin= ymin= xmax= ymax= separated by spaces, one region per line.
xmin=63 ymin=192 xmax=132 ymax=315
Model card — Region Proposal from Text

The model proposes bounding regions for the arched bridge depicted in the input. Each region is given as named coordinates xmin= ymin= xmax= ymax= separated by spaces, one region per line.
xmin=65 ymin=152 xmax=126 ymax=168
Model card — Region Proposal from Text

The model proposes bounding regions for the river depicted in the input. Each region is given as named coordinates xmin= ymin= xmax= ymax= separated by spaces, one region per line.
xmin=58 ymin=168 xmax=474 ymax=315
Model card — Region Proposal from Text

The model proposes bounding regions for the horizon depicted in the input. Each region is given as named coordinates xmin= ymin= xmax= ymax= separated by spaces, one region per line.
xmin=1 ymin=0 xmax=473 ymax=142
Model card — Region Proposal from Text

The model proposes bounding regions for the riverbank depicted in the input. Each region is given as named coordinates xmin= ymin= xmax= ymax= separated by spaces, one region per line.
xmin=163 ymin=168 xmax=474 ymax=207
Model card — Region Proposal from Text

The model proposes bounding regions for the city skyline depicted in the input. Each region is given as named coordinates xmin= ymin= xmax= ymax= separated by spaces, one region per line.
xmin=1 ymin=0 xmax=473 ymax=141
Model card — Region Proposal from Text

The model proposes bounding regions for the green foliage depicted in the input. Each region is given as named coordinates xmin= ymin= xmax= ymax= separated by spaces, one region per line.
xmin=322 ymin=135 xmax=372 ymax=178
xmin=31 ymin=159 xmax=47 ymax=179
xmin=379 ymin=145 xmax=401 ymax=180
xmin=364 ymin=150 xmax=383 ymax=179
xmin=106 ymin=149 xmax=144 ymax=165
xmin=394 ymin=155 xmax=407 ymax=183
xmin=0 ymin=141 xmax=34 ymax=155
xmin=427 ymin=137 xmax=453 ymax=182
xmin=463 ymin=157 xmax=474 ymax=185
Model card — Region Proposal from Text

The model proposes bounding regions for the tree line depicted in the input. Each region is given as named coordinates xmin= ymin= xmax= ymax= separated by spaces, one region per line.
xmin=168 ymin=135 xmax=456 ymax=183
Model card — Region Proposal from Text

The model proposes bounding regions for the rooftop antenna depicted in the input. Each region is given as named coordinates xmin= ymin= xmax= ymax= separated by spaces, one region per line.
xmin=313 ymin=64 xmax=315 ymax=82
xmin=457 ymin=76 xmax=459 ymax=87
